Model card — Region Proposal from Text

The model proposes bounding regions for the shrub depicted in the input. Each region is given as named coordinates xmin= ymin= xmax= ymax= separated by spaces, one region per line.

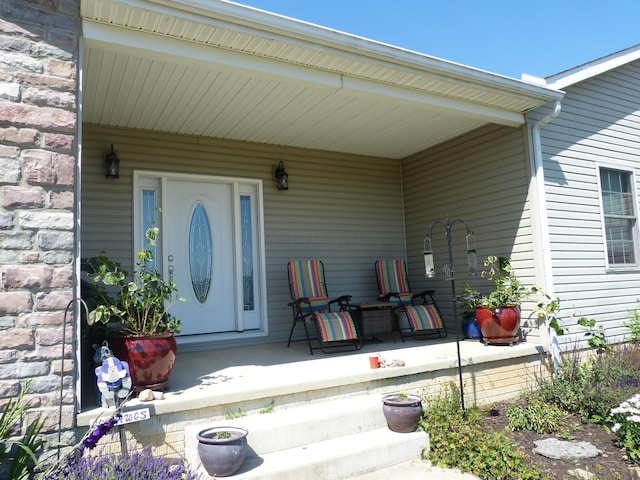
xmin=625 ymin=300 xmax=640 ymax=343
xmin=536 ymin=348 xmax=587 ymax=415
xmin=506 ymin=394 xmax=565 ymax=434
xmin=42 ymin=447 xmax=201 ymax=480
xmin=537 ymin=343 xmax=640 ymax=424
xmin=421 ymin=384 xmax=549 ymax=480
xmin=0 ymin=380 xmax=46 ymax=480
xmin=41 ymin=407 xmax=201 ymax=480
xmin=609 ymin=393 xmax=640 ymax=462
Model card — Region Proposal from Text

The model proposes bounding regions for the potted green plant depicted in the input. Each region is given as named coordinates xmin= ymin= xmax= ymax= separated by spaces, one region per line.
xmin=473 ymin=255 xmax=527 ymax=345
xmin=196 ymin=426 xmax=249 ymax=477
xmin=83 ymin=226 xmax=185 ymax=392
xmin=381 ymin=391 xmax=423 ymax=433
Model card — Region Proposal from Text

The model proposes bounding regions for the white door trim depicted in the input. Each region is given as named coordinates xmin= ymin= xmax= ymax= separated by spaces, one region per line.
xmin=133 ymin=170 xmax=268 ymax=350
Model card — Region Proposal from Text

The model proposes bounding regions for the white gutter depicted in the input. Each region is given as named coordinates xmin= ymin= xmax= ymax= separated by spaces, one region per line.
xmin=528 ymin=100 xmax=562 ymax=296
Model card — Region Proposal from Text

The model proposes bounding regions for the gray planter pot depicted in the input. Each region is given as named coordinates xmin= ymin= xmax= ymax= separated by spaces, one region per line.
xmin=197 ymin=426 xmax=249 ymax=477
xmin=382 ymin=393 xmax=423 ymax=433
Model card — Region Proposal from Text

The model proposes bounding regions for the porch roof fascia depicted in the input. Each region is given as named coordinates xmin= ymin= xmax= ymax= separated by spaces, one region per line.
xmin=83 ymin=0 xmax=564 ymax=117
xmin=82 ymin=20 xmax=532 ymax=129
xmin=80 ymin=0 xmax=565 ymax=158
xmin=147 ymin=0 xmax=564 ymax=107
xmin=545 ymin=43 xmax=640 ymax=90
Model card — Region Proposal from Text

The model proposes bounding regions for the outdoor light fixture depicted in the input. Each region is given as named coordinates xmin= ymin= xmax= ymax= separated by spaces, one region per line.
xmin=424 ymin=216 xmax=478 ymax=415
xmin=104 ymin=144 xmax=120 ymax=179
xmin=274 ymin=161 xmax=288 ymax=190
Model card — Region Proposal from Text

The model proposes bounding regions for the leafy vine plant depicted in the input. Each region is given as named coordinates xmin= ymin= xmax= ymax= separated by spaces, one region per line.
xmin=462 ymin=255 xmax=608 ymax=352
xmin=533 ymin=291 xmax=609 ymax=352
xmin=575 ymin=314 xmax=609 ymax=353
xmin=532 ymin=290 xmax=565 ymax=336
xmin=84 ymin=225 xmax=186 ymax=336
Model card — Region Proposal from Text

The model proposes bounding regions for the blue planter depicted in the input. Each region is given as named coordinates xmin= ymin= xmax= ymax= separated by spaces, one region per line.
xmin=461 ymin=316 xmax=482 ymax=340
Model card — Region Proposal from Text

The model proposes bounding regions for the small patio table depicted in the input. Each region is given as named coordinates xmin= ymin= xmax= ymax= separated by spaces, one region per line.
xmin=351 ymin=302 xmax=399 ymax=345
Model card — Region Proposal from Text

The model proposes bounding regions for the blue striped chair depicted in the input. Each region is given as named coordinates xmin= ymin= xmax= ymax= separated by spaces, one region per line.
xmin=375 ymin=259 xmax=447 ymax=340
xmin=287 ymin=260 xmax=361 ymax=354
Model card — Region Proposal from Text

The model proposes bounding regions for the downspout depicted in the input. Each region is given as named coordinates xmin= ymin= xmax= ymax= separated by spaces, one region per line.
xmin=528 ymin=100 xmax=561 ymax=294
xmin=527 ymin=100 xmax=561 ymax=356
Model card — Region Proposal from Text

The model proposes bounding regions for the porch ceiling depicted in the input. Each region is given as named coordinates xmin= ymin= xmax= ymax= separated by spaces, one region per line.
xmin=80 ymin=0 xmax=564 ymax=159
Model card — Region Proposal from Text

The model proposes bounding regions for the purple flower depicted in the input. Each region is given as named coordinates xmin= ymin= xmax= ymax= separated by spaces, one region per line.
xmin=44 ymin=447 xmax=201 ymax=480
xmin=77 ymin=413 xmax=122 ymax=455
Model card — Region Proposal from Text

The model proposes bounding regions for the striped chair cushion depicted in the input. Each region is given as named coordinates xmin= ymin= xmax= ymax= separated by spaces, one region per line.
xmin=405 ymin=305 xmax=443 ymax=332
xmin=300 ymin=296 xmax=329 ymax=314
xmin=375 ymin=259 xmax=412 ymax=305
xmin=315 ymin=312 xmax=358 ymax=342
xmin=288 ymin=260 xmax=329 ymax=311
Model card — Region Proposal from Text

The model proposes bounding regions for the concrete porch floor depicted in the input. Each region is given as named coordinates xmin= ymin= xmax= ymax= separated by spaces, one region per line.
xmin=74 ymin=334 xmax=548 ymax=480
xmin=78 ymin=336 xmax=547 ymax=425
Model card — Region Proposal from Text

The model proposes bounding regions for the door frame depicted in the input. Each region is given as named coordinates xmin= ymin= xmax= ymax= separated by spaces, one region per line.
xmin=133 ymin=170 xmax=268 ymax=350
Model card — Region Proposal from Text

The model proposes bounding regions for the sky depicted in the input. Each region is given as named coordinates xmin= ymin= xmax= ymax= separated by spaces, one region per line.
xmin=233 ymin=0 xmax=640 ymax=80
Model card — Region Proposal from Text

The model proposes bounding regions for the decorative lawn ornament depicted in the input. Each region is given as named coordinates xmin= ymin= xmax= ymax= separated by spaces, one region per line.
xmin=94 ymin=344 xmax=131 ymax=408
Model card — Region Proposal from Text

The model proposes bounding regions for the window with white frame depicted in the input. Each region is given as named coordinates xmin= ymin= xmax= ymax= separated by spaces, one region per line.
xmin=599 ymin=167 xmax=638 ymax=266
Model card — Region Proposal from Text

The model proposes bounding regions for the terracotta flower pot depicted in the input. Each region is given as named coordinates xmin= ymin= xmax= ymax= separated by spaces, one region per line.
xmin=382 ymin=393 xmax=423 ymax=433
xmin=197 ymin=426 xmax=249 ymax=477
xmin=110 ymin=332 xmax=177 ymax=391
xmin=475 ymin=306 xmax=521 ymax=345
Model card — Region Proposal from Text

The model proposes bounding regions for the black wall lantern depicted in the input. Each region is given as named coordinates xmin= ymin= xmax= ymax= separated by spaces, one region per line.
xmin=104 ymin=144 xmax=120 ymax=179
xmin=274 ymin=161 xmax=288 ymax=190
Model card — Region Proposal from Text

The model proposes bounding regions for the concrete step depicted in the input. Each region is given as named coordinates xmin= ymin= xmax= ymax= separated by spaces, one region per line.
xmin=184 ymin=393 xmax=428 ymax=479
xmin=230 ymin=427 xmax=427 ymax=480
xmin=347 ymin=460 xmax=482 ymax=480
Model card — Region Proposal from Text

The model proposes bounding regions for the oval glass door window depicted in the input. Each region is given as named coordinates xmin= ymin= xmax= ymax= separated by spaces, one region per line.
xmin=189 ymin=202 xmax=213 ymax=304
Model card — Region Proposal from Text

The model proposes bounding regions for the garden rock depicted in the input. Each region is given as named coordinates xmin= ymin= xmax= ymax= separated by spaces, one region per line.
xmin=138 ymin=389 xmax=155 ymax=402
xmin=533 ymin=438 xmax=602 ymax=459
xmin=567 ymin=468 xmax=597 ymax=480
xmin=379 ymin=357 xmax=405 ymax=368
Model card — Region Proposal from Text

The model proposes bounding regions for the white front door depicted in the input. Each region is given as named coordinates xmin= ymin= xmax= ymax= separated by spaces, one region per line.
xmin=134 ymin=172 xmax=266 ymax=340
xmin=166 ymin=179 xmax=235 ymax=335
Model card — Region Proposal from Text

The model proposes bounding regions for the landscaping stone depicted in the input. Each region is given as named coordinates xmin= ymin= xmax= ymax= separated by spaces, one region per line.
xmin=533 ymin=438 xmax=602 ymax=459
xmin=138 ymin=389 xmax=155 ymax=402
xmin=568 ymin=468 xmax=597 ymax=479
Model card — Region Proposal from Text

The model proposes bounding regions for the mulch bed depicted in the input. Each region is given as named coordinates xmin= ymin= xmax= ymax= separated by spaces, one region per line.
xmin=480 ymin=401 xmax=639 ymax=480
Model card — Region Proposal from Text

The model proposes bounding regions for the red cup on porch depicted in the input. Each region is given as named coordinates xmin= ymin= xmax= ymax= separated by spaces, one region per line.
xmin=369 ymin=355 xmax=379 ymax=369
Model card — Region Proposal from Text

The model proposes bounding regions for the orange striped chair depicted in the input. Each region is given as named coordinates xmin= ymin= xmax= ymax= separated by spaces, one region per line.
xmin=287 ymin=260 xmax=361 ymax=354
xmin=375 ymin=259 xmax=447 ymax=340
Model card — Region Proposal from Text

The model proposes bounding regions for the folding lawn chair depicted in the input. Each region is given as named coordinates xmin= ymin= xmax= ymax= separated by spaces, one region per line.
xmin=375 ymin=259 xmax=447 ymax=340
xmin=287 ymin=260 xmax=361 ymax=354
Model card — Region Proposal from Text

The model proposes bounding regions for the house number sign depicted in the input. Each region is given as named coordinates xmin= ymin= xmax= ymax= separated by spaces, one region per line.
xmin=93 ymin=407 xmax=151 ymax=427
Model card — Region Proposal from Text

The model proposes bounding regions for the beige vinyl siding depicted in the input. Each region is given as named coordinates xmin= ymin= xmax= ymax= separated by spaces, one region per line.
xmin=401 ymin=124 xmax=541 ymax=342
xmin=539 ymin=60 xmax=640 ymax=344
xmin=81 ymin=124 xmax=405 ymax=346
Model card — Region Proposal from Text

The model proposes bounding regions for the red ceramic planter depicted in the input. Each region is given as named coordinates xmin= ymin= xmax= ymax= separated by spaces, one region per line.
xmin=475 ymin=306 xmax=521 ymax=345
xmin=110 ymin=332 xmax=177 ymax=391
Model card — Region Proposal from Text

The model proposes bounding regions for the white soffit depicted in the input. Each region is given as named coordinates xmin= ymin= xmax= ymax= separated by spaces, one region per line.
xmin=81 ymin=0 xmax=563 ymax=159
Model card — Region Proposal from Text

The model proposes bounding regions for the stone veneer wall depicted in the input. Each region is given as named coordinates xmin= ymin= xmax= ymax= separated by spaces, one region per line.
xmin=0 ymin=0 xmax=80 ymax=451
